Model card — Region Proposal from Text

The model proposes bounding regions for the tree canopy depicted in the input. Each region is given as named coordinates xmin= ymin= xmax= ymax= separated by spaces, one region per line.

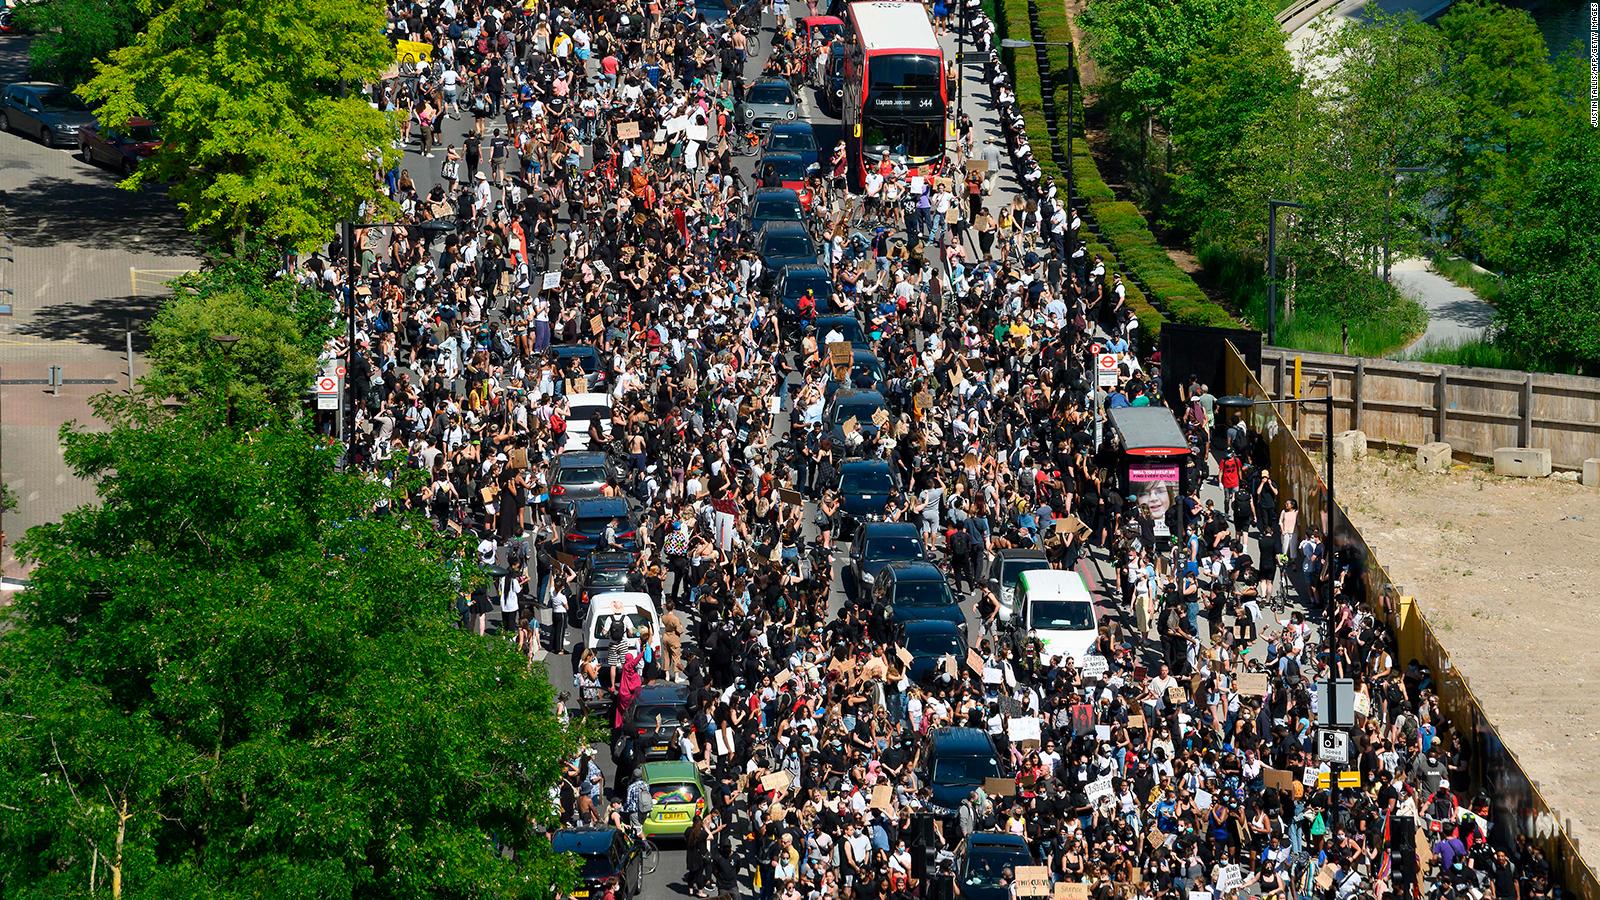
xmin=12 ymin=0 xmax=147 ymax=87
xmin=77 ymin=0 xmax=399 ymax=250
xmin=0 ymin=395 xmax=576 ymax=897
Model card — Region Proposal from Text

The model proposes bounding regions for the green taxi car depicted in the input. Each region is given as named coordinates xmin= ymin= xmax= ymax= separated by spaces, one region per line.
xmin=640 ymin=760 xmax=705 ymax=839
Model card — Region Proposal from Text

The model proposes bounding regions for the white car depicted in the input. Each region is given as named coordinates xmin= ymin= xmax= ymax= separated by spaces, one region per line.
xmin=563 ymin=392 xmax=614 ymax=452
xmin=1012 ymin=569 xmax=1099 ymax=666
xmin=582 ymin=591 xmax=661 ymax=657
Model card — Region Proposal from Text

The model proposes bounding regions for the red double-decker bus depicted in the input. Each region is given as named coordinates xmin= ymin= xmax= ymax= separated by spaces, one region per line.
xmin=840 ymin=1 xmax=947 ymax=185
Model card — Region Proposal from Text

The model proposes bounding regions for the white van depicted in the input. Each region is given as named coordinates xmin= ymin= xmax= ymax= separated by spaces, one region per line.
xmin=1012 ymin=569 xmax=1099 ymax=665
xmin=582 ymin=591 xmax=662 ymax=657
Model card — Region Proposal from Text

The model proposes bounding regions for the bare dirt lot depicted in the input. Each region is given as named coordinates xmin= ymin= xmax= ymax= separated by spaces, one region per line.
xmin=1336 ymin=452 xmax=1600 ymax=854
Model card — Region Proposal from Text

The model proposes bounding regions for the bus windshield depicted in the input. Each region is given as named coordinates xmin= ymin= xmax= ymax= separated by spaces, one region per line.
xmin=868 ymin=54 xmax=942 ymax=93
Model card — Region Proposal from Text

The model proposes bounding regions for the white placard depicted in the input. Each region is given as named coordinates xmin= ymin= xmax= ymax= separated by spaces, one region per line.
xmin=541 ymin=271 xmax=562 ymax=290
xmin=983 ymin=666 xmax=1004 ymax=685
xmin=1085 ymin=775 xmax=1114 ymax=805
xmin=686 ymin=123 xmax=708 ymax=142
xmin=1094 ymin=724 xmax=1111 ymax=742
xmin=1194 ymin=789 xmax=1213 ymax=809
xmin=1079 ymin=655 xmax=1109 ymax=679
xmin=909 ymin=175 xmax=925 ymax=195
xmin=1217 ymin=864 xmax=1243 ymax=893
xmin=1007 ymin=716 xmax=1041 ymax=743
xmin=665 ymin=116 xmax=689 ymax=135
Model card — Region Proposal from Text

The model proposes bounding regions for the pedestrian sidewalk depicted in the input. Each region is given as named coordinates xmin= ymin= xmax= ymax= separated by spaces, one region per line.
xmin=1390 ymin=257 xmax=1494 ymax=354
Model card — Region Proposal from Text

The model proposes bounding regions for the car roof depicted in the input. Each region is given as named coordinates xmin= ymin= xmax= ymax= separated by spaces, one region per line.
xmin=566 ymin=392 xmax=612 ymax=406
xmin=753 ymin=187 xmax=801 ymax=200
xmin=780 ymin=263 xmax=830 ymax=278
xmin=884 ymin=561 xmax=946 ymax=582
xmin=840 ymin=458 xmax=891 ymax=472
xmin=760 ymin=220 xmax=810 ymax=236
xmin=551 ymin=828 xmax=618 ymax=853
xmin=967 ymin=832 xmax=1030 ymax=850
xmin=587 ymin=551 xmax=634 ymax=569
xmin=996 ymin=548 xmax=1049 ymax=561
xmin=930 ymin=727 xmax=993 ymax=751
xmin=831 ymin=388 xmax=886 ymax=405
xmin=588 ymin=591 xmax=655 ymax=615
xmin=642 ymin=760 xmax=702 ymax=781
xmin=770 ymin=121 xmax=814 ymax=133
xmin=902 ymin=618 xmax=961 ymax=636
xmin=1017 ymin=568 xmax=1092 ymax=601
xmin=573 ymin=497 xmax=630 ymax=513
xmin=860 ymin=521 xmax=919 ymax=537
xmin=557 ymin=450 xmax=608 ymax=465
xmin=761 ymin=151 xmax=805 ymax=162
xmin=636 ymin=681 xmax=691 ymax=704
xmin=801 ymin=14 xmax=844 ymax=24
xmin=8 ymin=82 xmax=62 ymax=92
xmin=551 ymin=343 xmax=596 ymax=354
xmin=814 ymin=314 xmax=859 ymax=326
xmin=754 ymin=76 xmax=793 ymax=87
xmin=852 ymin=349 xmax=883 ymax=364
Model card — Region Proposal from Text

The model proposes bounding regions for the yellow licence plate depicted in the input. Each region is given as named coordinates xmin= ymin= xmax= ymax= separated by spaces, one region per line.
xmin=659 ymin=811 xmax=689 ymax=821
xmin=572 ymin=892 xmax=590 ymax=898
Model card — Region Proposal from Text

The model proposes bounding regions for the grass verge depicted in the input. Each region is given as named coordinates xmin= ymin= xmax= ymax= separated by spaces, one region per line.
xmin=1428 ymin=254 xmax=1504 ymax=306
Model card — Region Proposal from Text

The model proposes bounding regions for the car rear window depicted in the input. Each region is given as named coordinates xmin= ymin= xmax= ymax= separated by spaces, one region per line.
xmin=651 ymin=782 xmax=701 ymax=803
xmin=559 ymin=466 xmax=607 ymax=484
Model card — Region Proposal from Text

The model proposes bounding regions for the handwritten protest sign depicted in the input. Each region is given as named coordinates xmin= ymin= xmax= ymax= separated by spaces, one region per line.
xmin=1013 ymin=867 xmax=1050 ymax=897
xmin=1085 ymin=776 xmax=1114 ymax=805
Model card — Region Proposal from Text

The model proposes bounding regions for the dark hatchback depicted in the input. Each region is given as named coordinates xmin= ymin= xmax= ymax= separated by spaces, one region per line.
xmin=77 ymin=119 xmax=159 ymax=173
xmin=749 ymin=187 xmax=805 ymax=229
xmin=848 ymin=520 xmax=926 ymax=596
xmin=833 ymin=458 xmax=897 ymax=541
xmin=756 ymin=221 xmax=818 ymax=286
xmin=558 ymin=497 xmax=641 ymax=556
xmin=575 ymin=552 xmax=645 ymax=622
xmin=900 ymin=618 xmax=967 ymax=684
xmin=925 ymin=727 xmax=1005 ymax=808
xmin=551 ymin=827 xmax=655 ymax=898
xmin=824 ymin=388 xmax=887 ymax=454
xmin=875 ymin=561 xmax=964 ymax=630
xmin=958 ymin=832 xmax=1036 ymax=900
xmin=625 ymin=681 xmax=693 ymax=761
xmin=774 ymin=263 xmax=833 ymax=323
xmin=1 ymin=82 xmax=96 ymax=147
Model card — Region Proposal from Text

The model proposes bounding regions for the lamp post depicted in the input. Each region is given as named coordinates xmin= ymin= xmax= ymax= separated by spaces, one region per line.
xmin=210 ymin=333 xmax=241 ymax=429
xmin=1265 ymin=200 xmax=1302 ymax=347
xmin=1382 ymin=166 xmax=1428 ymax=283
xmin=1220 ymin=374 xmax=1341 ymax=820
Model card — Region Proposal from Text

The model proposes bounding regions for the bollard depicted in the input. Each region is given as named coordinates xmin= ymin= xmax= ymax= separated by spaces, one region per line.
xmin=48 ymin=365 xmax=63 ymax=396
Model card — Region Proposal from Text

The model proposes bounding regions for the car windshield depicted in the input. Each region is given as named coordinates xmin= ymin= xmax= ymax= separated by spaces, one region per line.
xmin=768 ymin=129 xmax=816 ymax=152
xmin=865 ymin=536 xmax=924 ymax=561
xmin=633 ymin=703 xmax=684 ymax=724
xmin=907 ymin=631 xmax=961 ymax=656
xmin=40 ymin=89 xmax=89 ymax=112
xmin=120 ymin=124 xmax=158 ymax=141
xmin=834 ymin=400 xmax=881 ymax=424
xmin=1001 ymin=560 xmax=1050 ymax=587
xmin=753 ymin=196 xmax=803 ymax=220
xmin=965 ymin=848 xmax=1030 ymax=886
xmin=576 ymin=515 xmax=630 ymax=533
xmin=559 ymin=466 xmax=607 ymax=485
xmin=589 ymin=569 xmax=632 ymax=588
xmin=762 ymin=156 xmax=808 ymax=180
xmin=932 ymin=754 xmax=997 ymax=785
xmin=651 ymin=782 xmax=701 ymax=804
xmin=576 ymin=852 xmax=618 ymax=879
xmin=749 ymin=82 xmax=794 ymax=104
xmin=1030 ymin=600 xmax=1095 ymax=631
xmin=569 ymin=404 xmax=610 ymax=422
xmin=763 ymin=231 xmax=814 ymax=258
xmin=896 ymin=579 xmax=954 ymax=607
xmin=786 ymin=273 xmax=830 ymax=296
xmin=839 ymin=467 xmax=893 ymax=494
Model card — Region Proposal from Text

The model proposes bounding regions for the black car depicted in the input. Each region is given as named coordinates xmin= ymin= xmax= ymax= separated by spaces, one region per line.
xmin=810 ymin=313 xmax=868 ymax=348
xmin=774 ymin=263 xmax=833 ymax=325
xmin=551 ymin=344 xmax=606 ymax=391
xmin=874 ymin=561 xmax=964 ymax=631
xmin=551 ymin=827 xmax=656 ymax=898
xmin=551 ymin=450 xmax=624 ymax=513
xmin=826 ymin=349 xmax=887 ymax=401
xmin=624 ymin=681 xmax=693 ymax=762
xmin=575 ymin=551 xmax=646 ymax=622
xmin=848 ymin=520 xmax=926 ymax=597
xmin=958 ymin=832 xmax=1036 ymax=900
xmin=756 ymin=221 xmax=819 ymax=287
xmin=834 ymin=458 xmax=897 ymax=541
xmin=749 ymin=187 xmax=805 ymax=230
xmin=900 ymin=618 xmax=967 ymax=685
xmin=824 ymin=388 xmax=888 ymax=455
xmin=558 ymin=497 xmax=641 ymax=556
xmin=925 ymin=727 xmax=1005 ymax=808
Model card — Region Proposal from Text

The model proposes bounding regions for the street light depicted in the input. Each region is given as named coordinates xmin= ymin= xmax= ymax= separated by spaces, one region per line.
xmin=1220 ymin=375 xmax=1343 ymax=821
xmin=1382 ymin=166 xmax=1428 ymax=283
xmin=1265 ymin=200 xmax=1302 ymax=347
xmin=211 ymin=334 xmax=241 ymax=428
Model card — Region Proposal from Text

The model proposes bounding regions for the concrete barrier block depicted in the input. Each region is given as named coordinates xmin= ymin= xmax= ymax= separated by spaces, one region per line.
xmin=1334 ymin=430 xmax=1367 ymax=463
xmin=1582 ymin=458 xmax=1599 ymax=488
xmin=1416 ymin=442 xmax=1452 ymax=473
xmin=1493 ymin=447 xmax=1552 ymax=478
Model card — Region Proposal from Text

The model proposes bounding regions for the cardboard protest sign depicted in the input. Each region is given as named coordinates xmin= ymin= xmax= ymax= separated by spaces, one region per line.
xmin=1194 ymin=789 xmax=1213 ymax=810
xmin=1353 ymin=690 xmax=1373 ymax=719
xmin=1127 ymin=713 xmax=1147 ymax=732
xmin=1315 ymin=864 xmax=1338 ymax=890
xmin=778 ymin=488 xmax=804 ymax=507
xmin=774 ymin=669 xmax=794 ymax=687
xmin=983 ymin=776 xmax=1015 ymax=797
xmin=762 ymin=771 xmax=793 ymax=792
xmin=966 ymin=158 xmax=989 ymax=175
xmin=1237 ymin=672 xmax=1270 ymax=697
xmin=1262 ymin=767 xmax=1295 ymax=792
xmin=967 ymin=649 xmax=985 ymax=674
xmin=896 ymin=646 xmax=913 ymax=666
xmin=872 ymin=408 xmax=891 ymax=428
xmin=1053 ymin=884 xmax=1088 ymax=900
xmin=828 ymin=341 xmax=853 ymax=366
xmin=841 ymin=416 xmax=859 ymax=435
xmin=942 ymin=655 xmax=959 ymax=679
xmin=1166 ymin=685 xmax=1188 ymax=706
xmin=871 ymin=783 xmax=893 ymax=810
xmin=508 ymin=447 xmax=529 ymax=470
xmin=1013 ymin=866 xmax=1050 ymax=897
xmin=590 ymin=315 xmax=605 ymax=336
xmin=616 ymin=121 xmax=641 ymax=139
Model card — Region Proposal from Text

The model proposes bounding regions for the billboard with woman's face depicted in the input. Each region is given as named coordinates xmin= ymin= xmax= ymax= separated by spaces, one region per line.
xmin=1129 ymin=463 xmax=1180 ymax=536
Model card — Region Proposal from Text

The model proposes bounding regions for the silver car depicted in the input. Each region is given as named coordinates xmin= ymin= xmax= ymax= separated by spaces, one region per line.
xmin=738 ymin=77 xmax=798 ymax=131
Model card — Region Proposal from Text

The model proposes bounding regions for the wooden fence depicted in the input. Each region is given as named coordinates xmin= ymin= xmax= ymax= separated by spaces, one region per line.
xmin=1226 ymin=343 xmax=1600 ymax=900
xmin=1255 ymin=348 xmax=1600 ymax=471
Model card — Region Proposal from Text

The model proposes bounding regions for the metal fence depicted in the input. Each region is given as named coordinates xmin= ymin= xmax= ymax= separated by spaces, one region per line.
xmin=1224 ymin=341 xmax=1600 ymax=900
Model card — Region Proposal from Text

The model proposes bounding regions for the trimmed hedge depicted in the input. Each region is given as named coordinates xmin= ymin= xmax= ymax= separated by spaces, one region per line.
xmin=995 ymin=0 xmax=1240 ymax=339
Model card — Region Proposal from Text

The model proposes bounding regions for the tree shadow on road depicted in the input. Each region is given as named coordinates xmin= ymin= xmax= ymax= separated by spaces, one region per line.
xmin=17 ymin=291 xmax=163 ymax=353
xmin=0 ymin=175 xmax=192 ymax=256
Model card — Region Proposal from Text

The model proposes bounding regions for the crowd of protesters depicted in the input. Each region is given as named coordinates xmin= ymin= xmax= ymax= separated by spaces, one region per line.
xmin=289 ymin=0 xmax=1563 ymax=896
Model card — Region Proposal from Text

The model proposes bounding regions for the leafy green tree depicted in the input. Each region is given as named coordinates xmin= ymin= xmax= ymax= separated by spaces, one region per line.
xmin=0 ymin=395 xmax=577 ymax=897
xmin=1436 ymin=0 xmax=1558 ymax=268
xmin=1079 ymin=0 xmax=1271 ymax=126
xmin=143 ymin=248 xmax=333 ymax=423
xmin=12 ymin=0 xmax=147 ymax=87
xmin=1166 ymin=7 xmax=1299 ymax=237
xmin=78 ymin=0 xmax=398 ymax=250
xmin=1494 ymin=251 xmax=1600 ymax=372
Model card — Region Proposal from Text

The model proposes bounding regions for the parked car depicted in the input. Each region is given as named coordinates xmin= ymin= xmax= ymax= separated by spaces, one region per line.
xmin=763 ymin=121 xmax=820 ymax=167
xmin=76 ymin=118 xmax=159 ymax=173
xmin=810 ymin=313 xmax=868 ymax=348
xmin=833 ymin=458 xmax=897 ymax=541
xmin=756 ymin=220 xmax=819 ymax=287
xmin=825 ymin=349 xmax=886 ymax=401
xmin=757 ymin=150 xmax=815 ymax=208
xmin=625 ymin=681 xmax=693 ymax=762
xmin=899 ymin=618 xmax=967 ymax=685
xmin=774 ymin=263 xmax=833 ymax=325
xmin=748 ymin=187 xmax=805 ymax=230
xmin=924 ymin=727 xmax=1005 ymax=808
xmin=551 ymin=343 xmax=606 ymax=391
xmin=1009 ymin=568 xmax=1098 ymax=667
xmin=874 ymin=561 xmax=964 ymax=631
xmin=738 ymin=77 xmax=799 ymax=131
xmin=1 ymin=82 xmax=96 ymax=147
xmin=549 ymin=450 xmax=624 ymax=513
xmin=824 ymin=388 xmax=888 ymax=455
xmin=848 ymin=520 xmax=927 ymax=597
xmin=550 ymin=827 xmax=656 ymax=898
xmin=573 ymin=551 xmax=646 ymax=623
